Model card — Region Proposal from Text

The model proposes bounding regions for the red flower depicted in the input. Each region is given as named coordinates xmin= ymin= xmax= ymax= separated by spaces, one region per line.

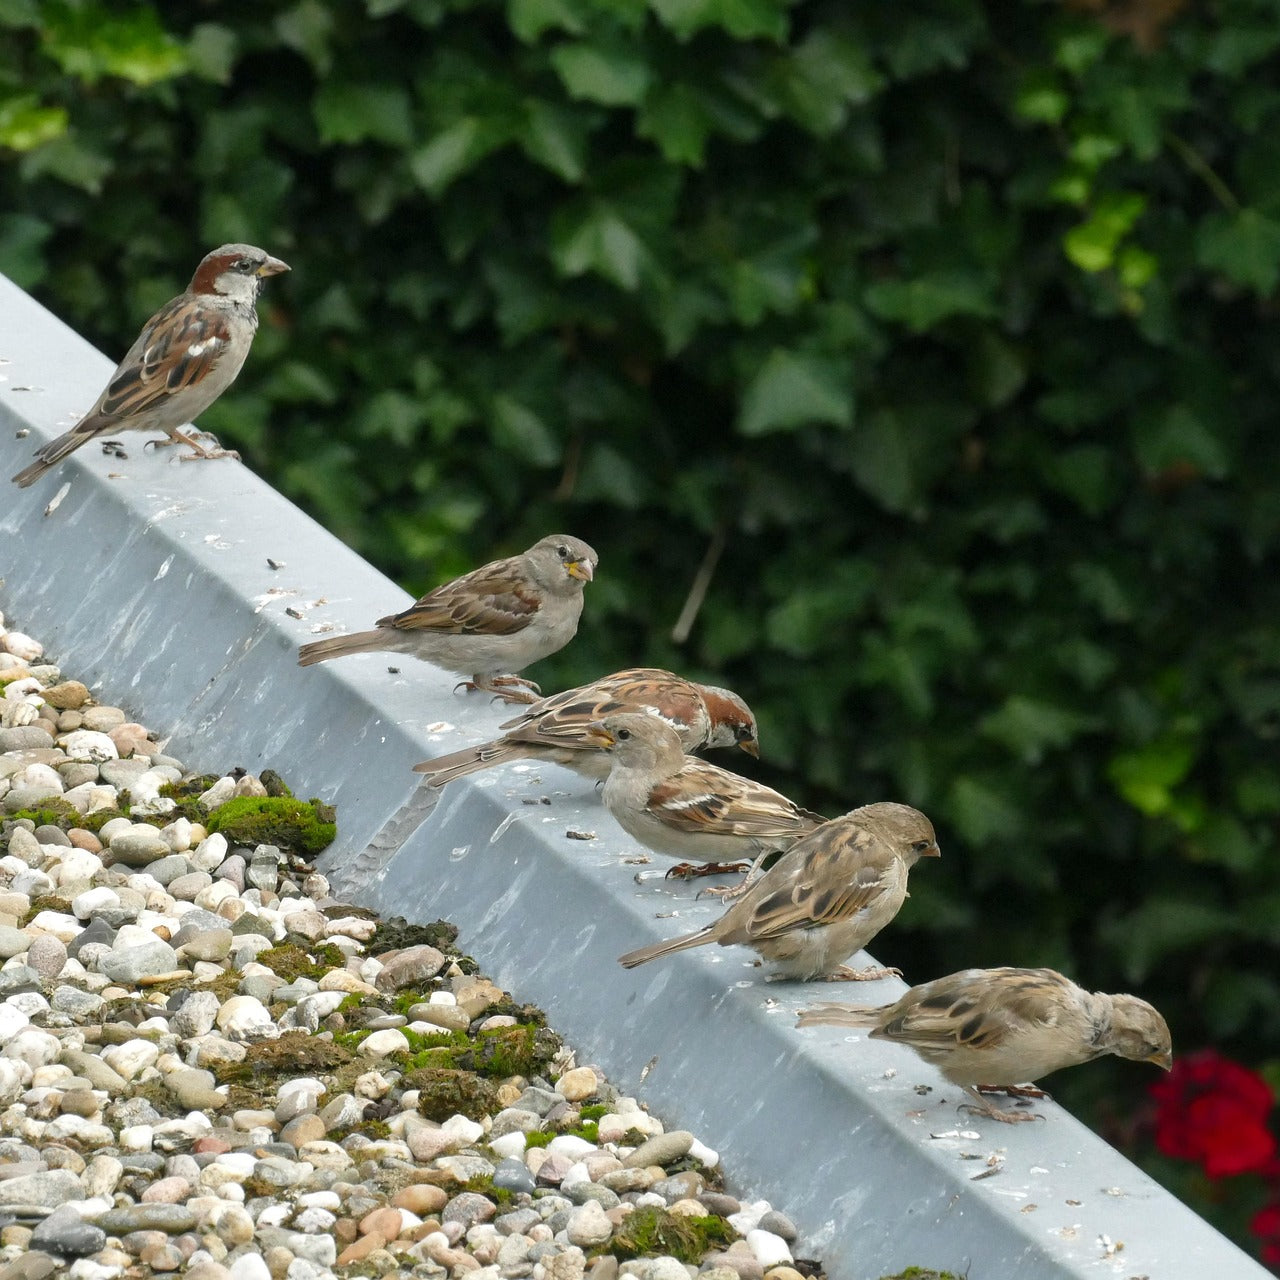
xmin=1151 ymin=1049 xmax=1277 ymax=1180
xmin=1253 ymin=1202 xmax=1280 ymax=1266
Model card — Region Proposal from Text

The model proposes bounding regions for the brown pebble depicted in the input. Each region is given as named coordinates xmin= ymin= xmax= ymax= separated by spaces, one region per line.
xmin=42 ymin=681 xmax=89 ymax=710
xmin=279 ymin=1113 xmax=326 ymax=1148
xmin=764 ymin=1269 xmax=805 ymax=1280
xmin=66 ymin=828 xmax=103 ymax=853
xmin=192 ymin=1136 xmax=232 ymax=1155
xmin=336 ymin=1231 xmax=386 ymax=1265
xmin=404 ymin=1218 xmax=443 ymax=1242
xmin=264 ymin=1247 xmax=293 ymax=1280
xmin=140 ymin=1242 xmax=184 ymax=1272
xmin=359 ymin=1206 xmax=404 ymax=1239
xmin=334 ymin=1218 xmax=358 ymax=1245
xmin=391 ymin=1184 xmax=448 ymax=1217
xmin=109 ymin=722 xmax=152 ymax=757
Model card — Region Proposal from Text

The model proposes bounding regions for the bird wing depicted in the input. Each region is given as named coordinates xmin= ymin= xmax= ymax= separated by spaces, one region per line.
xmin=875 ymin=968 xmax=1071 ymax=1052
xmin=90 ymin=296 xmax=231 ymax=423
xmin=381 ymin=555 xmax=542 ymax=635
xmin=731 ymin=822 xmax=903 ymax=940
xmin=645 ymin=760 xmax=822 ymax=840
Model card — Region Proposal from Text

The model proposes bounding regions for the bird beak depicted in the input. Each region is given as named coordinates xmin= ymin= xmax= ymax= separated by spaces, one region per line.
xmin=257 ymin=256 xmax=290 ymax=277
xmin=566 ymin=559 xmax=594 ymax=582
xmin=1149 ymin=1048 xmax=1174 ymax=1071
xmin=586 ymin=721 xmax=615 ymax=748
xmin=737 ymin=739 xmax=759 ymax=758
xmin=923 ymin=843 xmax=942 ymax=858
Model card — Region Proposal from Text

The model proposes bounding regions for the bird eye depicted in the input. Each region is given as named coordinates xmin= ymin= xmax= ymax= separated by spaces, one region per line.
xmin=556 ymin=544 xmax=569 ymax=559
xmin=617 ymin=729 xmax=631 ymax=740
xmin=911 ymin=840 xmax=933 ymax=853
xmin=236 ymin=257 xmax=255 ymax=271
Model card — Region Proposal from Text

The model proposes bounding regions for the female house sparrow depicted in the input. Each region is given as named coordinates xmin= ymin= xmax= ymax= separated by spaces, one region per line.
xmin=12 ymin=244 xmax=289 ymax=488
xmin=297 ymin=534 xmax=597 ymax=703
xmin=798 ymin=966 xmax=1173 ymax=1123
xmin=618 ymin=802 xmax=939 ymax=980
xmin=588 ymin=712 xmax=824 ymax=873
xmin=412 ymin=667 xmax=759 ymax=787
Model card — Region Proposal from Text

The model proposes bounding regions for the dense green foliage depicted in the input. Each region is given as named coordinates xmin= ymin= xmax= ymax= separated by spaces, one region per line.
xmin=3 ymin=0 xmax=1278 ymax=1255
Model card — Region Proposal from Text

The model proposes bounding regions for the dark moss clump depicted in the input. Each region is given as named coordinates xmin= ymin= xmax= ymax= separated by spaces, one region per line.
xmin=879 ymin=1271 xmax=963 ymax=1280
xmin=407 ymin=1067 xmax=501 ymax=1121
xmin=329 ymin=1118 xmax=392 ymax=1143
xmin=257 ymin=943 xmax=346 ymax=983
xmin=158 ymin=776 xmax=221 ymax=823
xmin=260 ymin=769 xmax=293 ymax=798
xmin=77 ymin=806 xmax=133 ymax=833
xmin=210 ymin=1031 xmax=353 ymax=1085
xmin=455 ymin=1023 xmax=560 ymax=1078
xmin=604 ymin=1208 xmax=735 ymax=1263
xmin=479 ymin=998 xmax=548 ymax=1027
xmin=368 ymin=916 xmax=460 ymax=956
xmin=206 ymin=795 xmax=336 ymax=857
xmin=5 ymin=802 xmax=79 ymax=830
xmin=20 ymin=894 xmax=73 ymax=926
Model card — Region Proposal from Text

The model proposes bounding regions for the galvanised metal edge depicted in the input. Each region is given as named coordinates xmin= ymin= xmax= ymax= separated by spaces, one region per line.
xmin=0 ymin=272 xmax=1263 ymax=1280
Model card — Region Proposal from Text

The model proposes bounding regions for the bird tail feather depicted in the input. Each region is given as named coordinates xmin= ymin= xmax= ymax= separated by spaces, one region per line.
xmin=795 ymin=1003 xmax=881 ymax=1029
xmin=11 ymin=427 xmax=97 ymax=488
xmin=617 ymin=926 xmax=718 ymax=970
xmin=297 ymin=630 xmax=392 ymax=666
xmin=412 ymin=742 xmax=512 ymax=787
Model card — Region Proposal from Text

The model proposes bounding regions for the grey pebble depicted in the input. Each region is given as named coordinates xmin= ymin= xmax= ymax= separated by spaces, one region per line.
xmin=444 ymin=1191 xmax=499 ymax=1227
xmin=28 ymin=1204 xmax=106 ymax=1257
xmin=492 ymin=1157 xmax=537 ymax=1195
xmin=98 ymin=937 xmax=179 ymax=983
xmin=622 ymin=1131 xmax=694 ymax=1169
xmin=756 ymin=1210 xmax=796 ymax=1242
xmin=96 ymin=1203 xmax=197 ymax=1234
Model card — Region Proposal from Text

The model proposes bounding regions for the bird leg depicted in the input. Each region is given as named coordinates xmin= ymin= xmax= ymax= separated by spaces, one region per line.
xmin=697 ymin=851 xmax=771 ymax=900
xmin=156 ymin=428 xmax=240 ymax=462
xmin=959 ymin=1087 xmax=1044 ymax=1123
xmin=974 ymin=1083 xmax=1050 ymax=1099
xmin=823 ymin=964 xmax=903 ymax=982
xmin=664 ymin=860 xmax=752 ymax=881
xmin=459 ymin=673 xmax=541 ymax=705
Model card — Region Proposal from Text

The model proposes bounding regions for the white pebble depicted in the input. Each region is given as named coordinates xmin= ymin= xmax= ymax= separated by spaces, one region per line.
xmin=59 ymin=730 xmax=119 ymax=762
xmin=747 ymin=1229 xmax=793 ymax=1268
xmin=2 ymin=632 xmax=42 ymax=661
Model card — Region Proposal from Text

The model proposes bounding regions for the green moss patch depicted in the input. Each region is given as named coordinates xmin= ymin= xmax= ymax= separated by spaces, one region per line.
xmin=206 ymin=795 xmax=336 ymax=856
xmin=210 ymin=1031 xmax=353 ymax=1086
xmin=604 ymin=1208 xmax=735 ymax=1263
xmin=257 ymin=942 xmax=347 ymax=982
xmin=368 ymin=916 xmax=460 ymax=955
xmin=407 ymin=1067 xmax=501 ymax=1122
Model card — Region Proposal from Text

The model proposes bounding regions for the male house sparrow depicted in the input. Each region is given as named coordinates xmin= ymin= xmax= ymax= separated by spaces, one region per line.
xmin=12 ymin=244 xmax=289 ymax=488
xmin=618 ymin=802 xmax=939 ymax=980
xmin=798 ymin=966 xmax=1173 ymax=1123
xmin=297 ymin=534 xmax=597 ymax=703
xmin=588 ymin=712 xmax=823 ymax=873
xmin=412 ymin=667 xmax=759 ymax=787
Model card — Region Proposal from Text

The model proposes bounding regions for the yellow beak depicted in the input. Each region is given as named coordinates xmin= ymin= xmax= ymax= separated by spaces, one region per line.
xmin=257 ymin=256 xmax=291 ymax=277
xmin=1150 ymin=1048 xmax=1174 ymax=1071
xmin=586 ymin=722 xmax=615 ymax=748
xmin=566 ymin=559 xmax=594 ymax=582
xmin=738 ymin=739 xmax=759 ymax=758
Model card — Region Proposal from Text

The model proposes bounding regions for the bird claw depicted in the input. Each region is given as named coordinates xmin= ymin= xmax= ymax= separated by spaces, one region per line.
xmin=463 ymin=674 xmax=541 ymax=705
xmin=959 ymin=1100 xmax=1045 ymax=1124
xmin=823 ymin=965 xmax=903 ymax=982
xmin=664 ymin=860 xmax=751 ymax=881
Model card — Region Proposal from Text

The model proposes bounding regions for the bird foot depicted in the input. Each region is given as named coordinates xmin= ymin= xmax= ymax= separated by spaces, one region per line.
xmin=155 ymin=429 xmax=240 ymax=462
xmin=664 ymin=860 xmax=752 ymax=881
xmin=975 ymin=1083 xmax=1049 ymax=1099
xmin=823 ymin=965 xmax=903 ymax=982
xmin=460 ymin=674 xmax=541 ymax=705
xmin=960 ymin=1097 xmax=1044 ymax=1124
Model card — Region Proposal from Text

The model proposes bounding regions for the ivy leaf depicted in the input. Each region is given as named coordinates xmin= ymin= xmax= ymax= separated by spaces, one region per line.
xmin=549 ymin=41 xmax=651 ymax=106
xmin=1197 ymin=207 xmax=1280 ymax=295
xmin=979 ymin=695 xmax=1098 ymax=764
xmin=1131 ymin=404 xmax=1231 ymax=480
xmin=551 ymin=199 xmax=650 ymax=289
xmin=637 ymin=83 xmax=714 ymax=166
xmin=1108 ymin=736 xmax=1197 ymax=816
xmin=649 ymin=0 xmax=788 ymax=42
xmin=409 ymin=118 xmax=504 ymax=195
xmin=507 ymin=0 xmax=587 ymax=41
xmin=314 ymin=82 xmax=414 ymax=146
xmin=769 ymin=29 xmax=883 ymax=135
xmin=0 ymin=213 xmax=51 ymax=287
xmin=737 ymin=349 xmax=853 ymax=436
xmin=1063 ymin=192 xmax=1146 ymax=273
xmin=519 ymin=99 xmax=591 ymax=181
xmin=41 ymin=5 xmax=190 ymax=85
xmin=864 ymin=271 xmax=995 ymax=331
xmin=0 ymin=96 xmax=68 ymax=151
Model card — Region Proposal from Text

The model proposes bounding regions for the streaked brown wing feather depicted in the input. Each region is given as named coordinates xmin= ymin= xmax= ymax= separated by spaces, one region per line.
xmin=646 ymin=763 xmax=818 ymax=838
xmin=737 ymin=825 xmax=892 ymax=939
xmin=382 ymin=556 xmax=541 ymax=636
xmin=95 ymin=297 xmax=229 ymax=421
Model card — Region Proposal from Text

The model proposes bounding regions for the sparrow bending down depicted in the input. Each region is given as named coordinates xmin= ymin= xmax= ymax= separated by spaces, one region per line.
xmin=297 ymin=534 xmax=597 ymax=703
xmin=618 ymin=802 xmax=939 ymax=980
xmin=413 ymin=667 xmax=759 ymax=787
xmin=589 ymin=712 xmax=823 ymax=873
xmin=798 ymin=966 xmax=1173 ymax=1123
xmin=13 ymin=243 xmax=289 ymax=488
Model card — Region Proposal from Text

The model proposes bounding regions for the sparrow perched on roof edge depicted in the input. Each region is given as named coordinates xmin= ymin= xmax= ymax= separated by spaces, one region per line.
xmin=798 ymin=966 xmax=1173 ymax=1123
xmin=12 ymin=243 xmax=289 ymax=488
xmin=588 ymin=712 xmax=823 ymax=873
xmin=618 ymin=802 xmax=939 ymax=980
xmin=297 ymin=534 xmax=597 ymax=704
xmin=413 ymin=667 xmax=759 ymax=786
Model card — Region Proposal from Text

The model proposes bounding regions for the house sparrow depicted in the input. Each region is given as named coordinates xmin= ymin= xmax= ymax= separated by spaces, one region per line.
xmin=12 ymin=244 xmax=289 ymax=488
xmin=297 ymin=534 xmax=598 ymax=703
xmin=412 ymin=667 xmax=759 ymax=787
xmin=588 ymin=712 xmax=824 ymax=873
xmin=618 ymin=802 xmax=939 ymax=979
xmin=798 ymin=966 xmax=1173 ymax=1123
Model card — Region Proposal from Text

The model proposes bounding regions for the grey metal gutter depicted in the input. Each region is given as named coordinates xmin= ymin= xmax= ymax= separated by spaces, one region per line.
xmin=0 ymin=272 xmax=1265 ymax=1280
